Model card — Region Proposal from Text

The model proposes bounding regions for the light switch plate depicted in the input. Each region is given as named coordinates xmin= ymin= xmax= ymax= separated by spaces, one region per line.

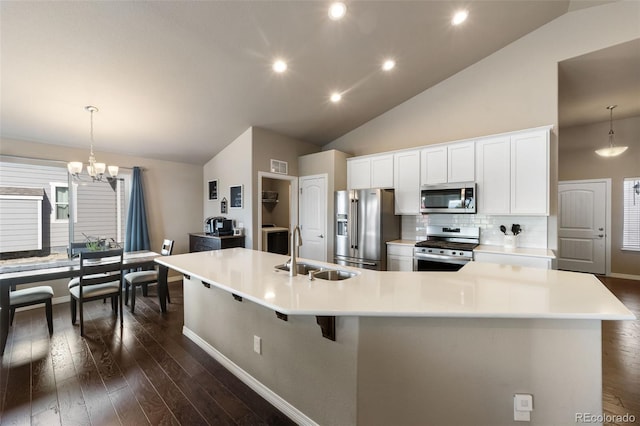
xmin=514 ymin=394 xmax=533 ymax=421
xmin=253 ymin=335 xmax=261 ymax=354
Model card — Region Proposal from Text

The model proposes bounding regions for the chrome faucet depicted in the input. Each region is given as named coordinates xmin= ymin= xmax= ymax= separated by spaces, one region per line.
xmin=289 ymin=225 xmax=303 ymax=277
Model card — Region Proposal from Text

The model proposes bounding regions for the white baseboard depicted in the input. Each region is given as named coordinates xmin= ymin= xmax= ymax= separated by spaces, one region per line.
xmin=182 ymin=326 xmax=318 ymax=426
xmin=609 ymin=273 xmax=640 ymax=281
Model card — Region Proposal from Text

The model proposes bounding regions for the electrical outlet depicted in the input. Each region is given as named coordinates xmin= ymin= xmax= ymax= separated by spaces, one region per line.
xmin=253 ymin=335 xmax=261 ymax=354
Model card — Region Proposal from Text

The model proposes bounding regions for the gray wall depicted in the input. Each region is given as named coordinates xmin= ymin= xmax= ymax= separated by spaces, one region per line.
xmin=204 ymin=126 xmax=319 ymax=250
xmin=1 ymin=136 xmax=203 ymax=296
xmin=559 ymin=115 xmax=640 ymax=276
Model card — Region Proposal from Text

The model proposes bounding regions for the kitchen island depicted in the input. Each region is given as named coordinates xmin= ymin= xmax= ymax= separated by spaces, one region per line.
xmin=156 ymin=248 xmax=634 ymax=426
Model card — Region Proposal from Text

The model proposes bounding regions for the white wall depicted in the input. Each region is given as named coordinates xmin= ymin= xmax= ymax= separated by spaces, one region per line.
xmin=324 ymin=1 xmax=640 ymax=251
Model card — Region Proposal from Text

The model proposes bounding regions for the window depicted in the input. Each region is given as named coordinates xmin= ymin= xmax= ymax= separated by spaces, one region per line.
xmin=0 ymin=157 xmax=130 ymax=262
xmin=623 ymin=177 xmax=640 ymax=251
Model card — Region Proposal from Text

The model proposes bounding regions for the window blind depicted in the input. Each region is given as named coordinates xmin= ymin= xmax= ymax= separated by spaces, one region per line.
xmin=623 ymin=177 xmax=640 ymax=250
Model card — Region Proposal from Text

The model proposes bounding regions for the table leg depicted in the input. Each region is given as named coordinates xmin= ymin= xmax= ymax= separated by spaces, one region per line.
xmin=158 ymin=265 xmax=169 ymax=313
xmin=1 ymin=286 xmax=10 ymax=356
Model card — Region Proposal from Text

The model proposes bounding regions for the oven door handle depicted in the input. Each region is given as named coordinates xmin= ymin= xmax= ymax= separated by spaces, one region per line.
xmin=414 ymin=252 xmax=470 ymax=264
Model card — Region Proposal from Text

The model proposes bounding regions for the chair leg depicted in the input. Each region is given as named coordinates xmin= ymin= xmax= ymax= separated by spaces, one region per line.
xmin=70 ymin=296 xmax=77 ymax=325
xmin=142 ymin=283 xmax=148 ymax=297
xmin=124 ymin=282 xmax=130 ymax=305
xmin=131 ymin=285 xmax=136 ymax=313
xmin=166 ymin=286 xmax=171 ymax=304
xmin=10 ymin=308 xmax=15 ymax=326
xmin=79 ymin=301 xmax=84 ymax=337
xmin=45 ymin=299 xmax=53 ymax=336
xmin=119 ymin=291 xmax=123 ymax=328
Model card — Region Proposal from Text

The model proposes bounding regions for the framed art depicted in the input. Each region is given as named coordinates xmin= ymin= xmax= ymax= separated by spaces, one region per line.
xmin=230 ymin=185 xmax=243 ymax=208
xmin=208 ymin=180 xmax=218 ymax=200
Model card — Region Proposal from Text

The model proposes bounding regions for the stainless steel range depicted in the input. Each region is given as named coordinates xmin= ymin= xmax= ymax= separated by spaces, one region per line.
xmin=413 ymin=226 xmax=480 ymax=271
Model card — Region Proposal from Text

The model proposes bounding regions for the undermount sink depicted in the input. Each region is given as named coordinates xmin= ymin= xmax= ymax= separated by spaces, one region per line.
xmin=312 ymin=269 xmax=358 ymax=281
xmin=274 ymin=262 xmax=321 ymax=275
xmin=274 ymin=262 xmax=358 ymax=280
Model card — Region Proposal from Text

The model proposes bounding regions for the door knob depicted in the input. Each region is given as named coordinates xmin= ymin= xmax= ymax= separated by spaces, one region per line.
xmin=598 ymin=227 xmax=604 ymax=231
xmin=598 ymin=234 xmax=604 ymax=238
xmin=318 ymin=234 xmax=324 ymax=238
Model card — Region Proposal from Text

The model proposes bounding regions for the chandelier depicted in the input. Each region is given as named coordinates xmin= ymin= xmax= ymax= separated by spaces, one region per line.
xmin=67 ymin=106 xmax=118 ymax=181
xmin=595 ymin=105 xmax=628 ymax=157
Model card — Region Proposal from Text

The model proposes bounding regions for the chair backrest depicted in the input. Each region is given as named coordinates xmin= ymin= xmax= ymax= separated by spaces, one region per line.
xmin=160 ymin=239 xmax=174 ymax=256
xmin=79 ymin=248 xmax=124 ymax=289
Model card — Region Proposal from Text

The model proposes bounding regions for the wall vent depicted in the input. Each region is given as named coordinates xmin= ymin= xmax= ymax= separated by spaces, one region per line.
xmin=270 ymin=159 xmax=288 ymax=175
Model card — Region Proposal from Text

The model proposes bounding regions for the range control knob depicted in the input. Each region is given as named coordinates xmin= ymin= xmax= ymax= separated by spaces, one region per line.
xmin=451 ymin=252 xmax=457 ymax=255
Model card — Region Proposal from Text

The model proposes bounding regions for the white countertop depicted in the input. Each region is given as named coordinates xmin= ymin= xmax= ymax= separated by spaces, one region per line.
xmin=156 ymin=248 xmax=634 ymax=320
xmin=475 ymin=244 xmax=556 ymax=258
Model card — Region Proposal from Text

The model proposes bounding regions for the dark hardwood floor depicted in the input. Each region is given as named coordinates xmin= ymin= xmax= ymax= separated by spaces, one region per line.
xmin=599 ymin=276 xmax=640 ymax=426
xmin=2 ymin=277 xmax=638 ymax=425
xmin=0 ymin=281 xmax=295 ymax=426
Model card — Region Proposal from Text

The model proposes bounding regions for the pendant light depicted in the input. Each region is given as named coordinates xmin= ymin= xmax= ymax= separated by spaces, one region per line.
xmin=67 ymin=106 xmax=118 ymax=181
xmin=595 ymin=105 xmax=628 ymax=157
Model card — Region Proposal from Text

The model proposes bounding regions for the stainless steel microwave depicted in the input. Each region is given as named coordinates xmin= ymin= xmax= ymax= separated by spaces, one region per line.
xmin=420 ymin=182 xmax=476 ymax=214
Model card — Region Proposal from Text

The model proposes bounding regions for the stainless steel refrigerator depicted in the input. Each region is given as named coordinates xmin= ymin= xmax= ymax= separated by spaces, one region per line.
xmin=335 ymin=188 xmax=400 ymax=271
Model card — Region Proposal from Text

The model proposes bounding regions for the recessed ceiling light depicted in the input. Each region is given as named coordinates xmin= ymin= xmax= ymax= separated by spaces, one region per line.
xmin=328 ymin=2 xmax=347 ymax=21
xmin=452 ymin=10 xmax=468 ymax=26
xmin=382 ymin=59 xmax=396 ymax=71
xmin=273 ymin=59 xmax=287 ymax=73
xmin=330 ymin=92 xmax=342 ymax=103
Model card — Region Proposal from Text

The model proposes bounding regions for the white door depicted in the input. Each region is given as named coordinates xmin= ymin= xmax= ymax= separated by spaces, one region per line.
xmin=299 ymin=175 xmax=327 ymax=262
xmin=557 ymin=181 xmax=607 ymax=274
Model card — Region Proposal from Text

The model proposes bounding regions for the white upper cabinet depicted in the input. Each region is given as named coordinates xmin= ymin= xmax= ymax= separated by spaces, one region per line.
xmin=420 ymin=146 xmax=447 ymax=185
xmin=347 ymin=154 xmax=393 ymax=190
xmin=476 ymin=128 xmax=549 ymax=215
xmin=393 ymin=150 xmax=421 ymax=215
xmin=370 ymin=154 xmax=394 ymax=189
xmin=421 ymin=141 xmax=474 ymax=185
xmin=447 ymin=141 xmax=475 ymax=183
xmin=510 ymin=130 xmax=549 ymax=215
xmin=476 ymin=136 xmax=511 ymax=214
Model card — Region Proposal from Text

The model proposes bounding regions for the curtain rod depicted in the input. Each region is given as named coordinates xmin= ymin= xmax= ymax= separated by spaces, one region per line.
xmin=0 ymin=154 xmax=145 ymax=171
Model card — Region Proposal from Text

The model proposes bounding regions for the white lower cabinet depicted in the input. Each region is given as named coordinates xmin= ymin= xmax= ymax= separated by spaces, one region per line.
xmin=474 ymin=252 xmax=552 ymax=269
xmin=387 ymin=243 xmax=414 ymax=271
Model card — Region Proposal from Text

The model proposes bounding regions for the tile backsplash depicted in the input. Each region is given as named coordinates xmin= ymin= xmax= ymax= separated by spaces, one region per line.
xmin=401 ymin=214 xmax=548 ymax=249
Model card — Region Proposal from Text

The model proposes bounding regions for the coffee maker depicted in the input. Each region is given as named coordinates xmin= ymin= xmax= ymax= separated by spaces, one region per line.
xmin=205 ymin=216 xmax=233 ymax=236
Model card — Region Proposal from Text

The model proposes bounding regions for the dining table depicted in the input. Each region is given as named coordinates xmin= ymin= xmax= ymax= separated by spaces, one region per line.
xmin=0 ymin=250 xmax=167 ymax=356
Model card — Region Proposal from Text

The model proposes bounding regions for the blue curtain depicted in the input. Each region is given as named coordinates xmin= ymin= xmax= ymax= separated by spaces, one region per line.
xmin=125 ymin=166 xmax=150 ymax=252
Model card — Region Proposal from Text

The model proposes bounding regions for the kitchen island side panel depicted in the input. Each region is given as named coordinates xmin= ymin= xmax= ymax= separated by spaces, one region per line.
xmin=357 ymin=316 xmax=601 ymax=426
xmin=183 ymin=275 xmax=358 ymax=426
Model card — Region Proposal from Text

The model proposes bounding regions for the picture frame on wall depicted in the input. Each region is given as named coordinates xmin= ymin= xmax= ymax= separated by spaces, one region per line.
xmin=208 ymin=180 xmax=218 ymax=200
xmin=230 ymin=185 xmax=243 ymax=208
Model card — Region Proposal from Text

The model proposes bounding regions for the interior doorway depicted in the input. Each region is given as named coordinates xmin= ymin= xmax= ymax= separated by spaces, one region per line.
xmin=257 ymin=172 xmax=298 ymax=254
xmin=557 ymin=179 xmax=611 ymax=275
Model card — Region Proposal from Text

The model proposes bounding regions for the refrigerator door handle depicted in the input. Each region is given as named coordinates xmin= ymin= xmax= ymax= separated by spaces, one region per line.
xmin=353 ymin=198 xmax=359 ymax=250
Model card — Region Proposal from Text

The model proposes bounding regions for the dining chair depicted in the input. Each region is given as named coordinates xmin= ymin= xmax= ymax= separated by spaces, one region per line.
xmin=69 ymin=248 xmax=124 ymax=336
xmin=9 ymin=284 xmax=54 ymax=336
xmin=124 ymin=239 xmax=174 ymax=313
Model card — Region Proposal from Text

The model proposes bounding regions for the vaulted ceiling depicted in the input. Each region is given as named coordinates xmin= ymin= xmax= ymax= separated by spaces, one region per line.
xmin=1 ymin=1 xmax=617 ymax=165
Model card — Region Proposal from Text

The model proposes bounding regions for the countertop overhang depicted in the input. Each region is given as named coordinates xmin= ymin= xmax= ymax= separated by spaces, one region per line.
xmin=156 ymin=248 xmax=634 ymax=320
